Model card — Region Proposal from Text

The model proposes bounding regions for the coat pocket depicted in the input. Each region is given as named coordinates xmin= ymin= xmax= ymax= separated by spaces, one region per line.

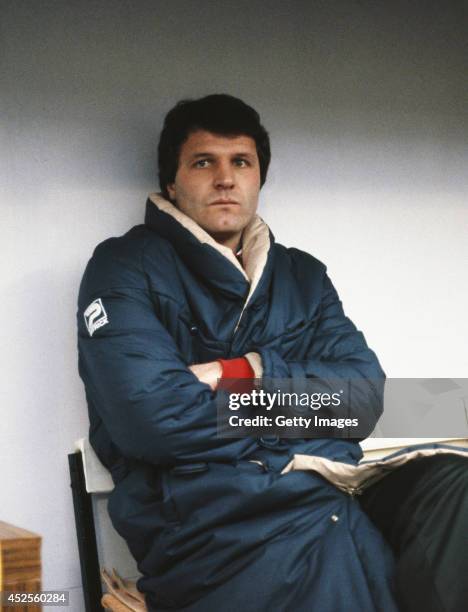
xmin=161 ymin=469 xmax=181 ymax=526
xmin=269 ymin=314 xmax=320 ymax=357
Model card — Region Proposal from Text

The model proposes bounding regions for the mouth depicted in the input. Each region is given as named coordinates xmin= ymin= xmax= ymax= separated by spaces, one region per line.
xmin=209 ymin=199 xmax=240 ymax=206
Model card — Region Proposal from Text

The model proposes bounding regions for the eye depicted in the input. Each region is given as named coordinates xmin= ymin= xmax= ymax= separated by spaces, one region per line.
xmin=233 ymin=158 xmax=249 ymax=167
xmin=194 ymin=159 xmax=210 ymax=168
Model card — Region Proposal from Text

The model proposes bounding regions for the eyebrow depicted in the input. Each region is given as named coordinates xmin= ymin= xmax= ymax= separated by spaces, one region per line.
xmin=188 ymin=151 xmax=256 ymax=161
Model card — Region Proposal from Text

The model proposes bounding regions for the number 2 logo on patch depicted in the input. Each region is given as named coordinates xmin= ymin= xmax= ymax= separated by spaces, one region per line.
xmin=84 ymin=298 xmax=109 ymax=336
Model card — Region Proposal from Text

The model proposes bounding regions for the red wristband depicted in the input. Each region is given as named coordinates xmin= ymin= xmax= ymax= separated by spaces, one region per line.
xmin=217 ymin=357 xmax=255 ymax=380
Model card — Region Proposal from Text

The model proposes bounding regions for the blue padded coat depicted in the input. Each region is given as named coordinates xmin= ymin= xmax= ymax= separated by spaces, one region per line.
xmin=77 ymin=194 xmax=399 ymax=611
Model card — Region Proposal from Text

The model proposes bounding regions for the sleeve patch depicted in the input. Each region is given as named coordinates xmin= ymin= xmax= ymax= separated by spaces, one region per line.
xmin=84 ymin=298 xmax=109 ymax=336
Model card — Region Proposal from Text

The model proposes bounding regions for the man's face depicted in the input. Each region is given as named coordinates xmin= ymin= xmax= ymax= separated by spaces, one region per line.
xmin=166 ymin=130 xmax=261 ymax=248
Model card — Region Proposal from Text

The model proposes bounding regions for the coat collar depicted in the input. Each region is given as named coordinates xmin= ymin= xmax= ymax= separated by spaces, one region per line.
xmin=145 ymin=193 xmax=274 ymax=305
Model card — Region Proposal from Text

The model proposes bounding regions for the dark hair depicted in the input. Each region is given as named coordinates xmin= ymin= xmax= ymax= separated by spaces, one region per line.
xmin=158 ymin=94 xmax=270 ymax=198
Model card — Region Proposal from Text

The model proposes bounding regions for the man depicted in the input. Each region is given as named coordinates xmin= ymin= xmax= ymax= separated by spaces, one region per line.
xmin=78 ymin=95 xmax=468 ymax=611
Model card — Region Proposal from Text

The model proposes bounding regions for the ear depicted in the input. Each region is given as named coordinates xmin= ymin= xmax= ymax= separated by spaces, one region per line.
xmin=166 ymin=183 xmax=176 ymax=201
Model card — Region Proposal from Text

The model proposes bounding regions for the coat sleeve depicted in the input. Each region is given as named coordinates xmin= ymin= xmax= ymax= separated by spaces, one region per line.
xmin=77 ymin=239 xmax=257 ymax=467
xmin=256 ymin=273 xmax=385 ymax=434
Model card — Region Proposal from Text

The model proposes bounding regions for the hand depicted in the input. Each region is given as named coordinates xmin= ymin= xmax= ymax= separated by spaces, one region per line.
xmin=189 ymin=361 xmax=222 ymax=391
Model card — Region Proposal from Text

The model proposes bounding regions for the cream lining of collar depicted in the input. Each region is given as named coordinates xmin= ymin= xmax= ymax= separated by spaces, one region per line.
xmin=148 ymin=193 xmax=271 ymax=308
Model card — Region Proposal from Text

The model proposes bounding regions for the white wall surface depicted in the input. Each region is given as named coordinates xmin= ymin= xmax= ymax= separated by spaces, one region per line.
xmin=1 ymin=1 xmax=467 ymax=609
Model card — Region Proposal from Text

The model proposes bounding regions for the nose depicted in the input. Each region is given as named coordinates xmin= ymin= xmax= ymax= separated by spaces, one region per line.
xmin=213 ymin=161 xmax=235 ymax=189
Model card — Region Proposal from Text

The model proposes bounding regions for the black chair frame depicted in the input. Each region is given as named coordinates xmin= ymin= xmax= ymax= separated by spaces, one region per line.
xmin=68 ymin=451 xmax=104 ymax=612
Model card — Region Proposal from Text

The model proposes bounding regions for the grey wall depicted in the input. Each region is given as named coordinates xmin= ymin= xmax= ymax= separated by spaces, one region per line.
xmin=1 ymin=1 xmax=467 ymax=608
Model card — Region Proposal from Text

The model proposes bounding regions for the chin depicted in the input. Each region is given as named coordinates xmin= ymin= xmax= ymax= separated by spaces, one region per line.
xmin=202 ymin=215 xmax=242 ymax=234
